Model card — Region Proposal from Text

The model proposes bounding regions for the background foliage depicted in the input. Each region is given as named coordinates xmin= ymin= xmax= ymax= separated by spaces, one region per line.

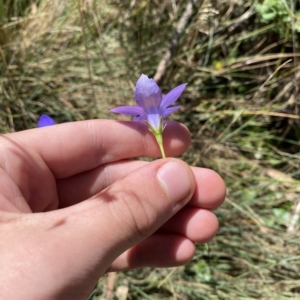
xmin=1 ymin=0 xmax=300 ymax=299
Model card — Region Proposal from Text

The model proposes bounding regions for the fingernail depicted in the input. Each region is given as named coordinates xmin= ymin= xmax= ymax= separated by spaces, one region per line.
xmin=157 ymin=161 xmax=192 ymax=204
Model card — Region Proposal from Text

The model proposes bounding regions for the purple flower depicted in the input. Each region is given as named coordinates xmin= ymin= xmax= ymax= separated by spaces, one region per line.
xmin=38 ymin=115 xmax=56 ymax=127
xmin=110 ymin=74 xmax=187 ymax=133
xmin=110 ymin=74 xmax=187 ymax=158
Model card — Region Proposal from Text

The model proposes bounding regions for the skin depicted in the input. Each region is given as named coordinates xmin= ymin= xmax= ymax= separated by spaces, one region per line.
xmin=0 ymin=120 xmax=226 ymax=299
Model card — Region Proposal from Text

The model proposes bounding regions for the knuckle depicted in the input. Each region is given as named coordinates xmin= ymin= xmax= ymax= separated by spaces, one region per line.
xmin=111 ymin=187 xmax=153 ymax=239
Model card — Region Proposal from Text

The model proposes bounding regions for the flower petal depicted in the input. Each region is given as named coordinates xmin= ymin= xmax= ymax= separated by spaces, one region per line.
xmin=133 ymin=115 xmax=146 ymax=121
xmin=162 ymin=105 xmax=181 ymax=117
xmin=38 ymin=115 xmax=56 ymax=127
xmin=110 ymin=105 xmax=145 ymax=116
xmin=134 ymin=74 xmax=162 ymax=110
xmin=147 ymin=113 xmax=161 ymax=132
xmin=160 ymin=83 xmax=187 ymax=110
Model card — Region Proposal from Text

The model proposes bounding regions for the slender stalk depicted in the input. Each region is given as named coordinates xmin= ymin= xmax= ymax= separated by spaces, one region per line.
xmin=155 ymin=133 xmax=166 ymax=158
xmin=78 ymin=0 xmax=98 ymax=113
xmin=153 ymin=0 xmax=202 ymax=83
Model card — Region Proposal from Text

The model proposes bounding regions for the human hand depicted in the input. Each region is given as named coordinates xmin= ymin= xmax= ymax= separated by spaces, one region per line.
xmin=0 ymin=120 xmax=225 ymax=299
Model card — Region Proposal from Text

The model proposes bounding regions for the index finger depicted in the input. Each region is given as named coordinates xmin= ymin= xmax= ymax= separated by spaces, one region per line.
xmin=6 ymin=120 xmax=190 ymax=178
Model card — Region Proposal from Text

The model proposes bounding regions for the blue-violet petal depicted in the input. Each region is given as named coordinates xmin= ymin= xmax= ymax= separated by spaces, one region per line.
xmin=160 ymin=83 xmax=187 ymax=110
xmin=133 ymin=115 xmax=147 ymax=121
xmin=147 ymin=113 xmax=161 ymax=131
xmin=162 ymin=105 xmax=181 ymax=117
xmin=110 ymin=105 xmax=145 ymax=116
xmin=38 ymin=115 xmax=56 ymax=127
xmin=134 ymin=74 xmax=162 ymax=110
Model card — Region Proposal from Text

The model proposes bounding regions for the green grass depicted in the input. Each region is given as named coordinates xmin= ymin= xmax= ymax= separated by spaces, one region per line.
xmin=1 ymin=0 xmax=300 ymax=299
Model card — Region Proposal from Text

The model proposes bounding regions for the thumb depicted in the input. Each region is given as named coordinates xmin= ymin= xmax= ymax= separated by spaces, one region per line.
xmin=7 ymin=159 xmax=195 ymax=299
xmin=65 ymin=158 xmax=196 ymax=269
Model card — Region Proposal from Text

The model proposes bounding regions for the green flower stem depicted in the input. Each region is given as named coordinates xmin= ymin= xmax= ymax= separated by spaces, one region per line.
xmin=154 ymin=132 xmax=166 ymax=158
xmin=148 ymin=120 xmax=166 ymax=158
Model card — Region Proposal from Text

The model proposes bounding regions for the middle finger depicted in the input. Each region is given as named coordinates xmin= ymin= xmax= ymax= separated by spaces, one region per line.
xmin=57 ymin=160 xmax=226 ymax=209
